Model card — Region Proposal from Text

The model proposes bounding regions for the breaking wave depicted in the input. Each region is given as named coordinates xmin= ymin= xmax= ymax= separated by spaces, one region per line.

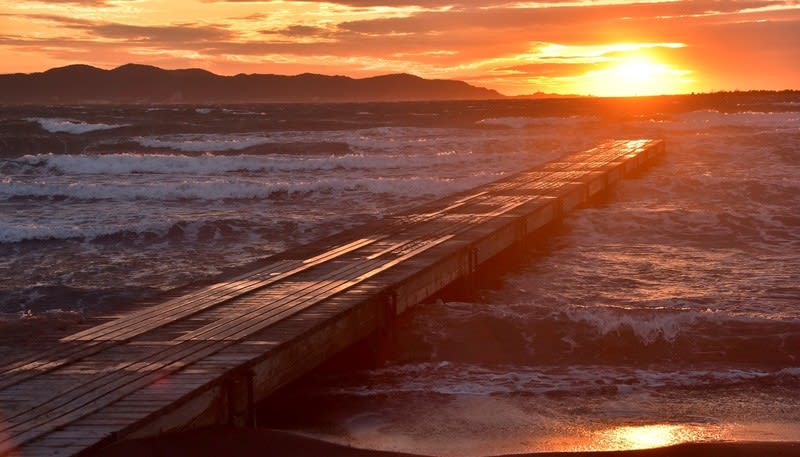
xmin=26 ymin=117 xmax=128 ymax=134
xmin=396 ymin=301 xmax=800 ymax=366
xmin=0 ymin=173 xmax=501 ymax=205
xmin=7 ymin=150 xmax=487 ymax=175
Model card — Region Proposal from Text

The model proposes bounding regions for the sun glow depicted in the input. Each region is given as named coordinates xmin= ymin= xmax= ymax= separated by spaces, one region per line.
xmin=581 ymin=55 xmax=693 ymax=97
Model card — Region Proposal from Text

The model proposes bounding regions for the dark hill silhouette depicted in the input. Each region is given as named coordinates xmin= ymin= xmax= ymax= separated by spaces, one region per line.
xmin=0 ymin=64 xmax=503 ymax=103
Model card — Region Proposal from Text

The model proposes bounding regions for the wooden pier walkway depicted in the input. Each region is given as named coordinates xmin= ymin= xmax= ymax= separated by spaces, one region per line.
xmin=0 ymin=139 xmax=664 ymax=457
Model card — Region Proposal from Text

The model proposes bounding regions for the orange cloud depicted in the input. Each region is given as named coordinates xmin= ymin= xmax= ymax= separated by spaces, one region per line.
xmin=0 ymin=0 xmax=797 ymax=95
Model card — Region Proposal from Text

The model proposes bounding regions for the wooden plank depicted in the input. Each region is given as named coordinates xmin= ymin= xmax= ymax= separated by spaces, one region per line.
xmin=0 ymin=341 xmax=222 ymax=454
xmin=0 ymin=341 xmax=116 ymax=390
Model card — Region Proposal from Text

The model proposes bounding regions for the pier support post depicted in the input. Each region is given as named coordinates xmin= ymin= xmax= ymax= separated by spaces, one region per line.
xmin=384 ymin=289 xmax=398 ymax=325
xmin=515 ymin=217 xmax=530 ymax=252
xmin=464 ymin=246 xmax=479 ymax=297
xmin=225 ymin=369 xmax=256 ymax=428
xmin=368 ymin=289 xmax=399 ymax=363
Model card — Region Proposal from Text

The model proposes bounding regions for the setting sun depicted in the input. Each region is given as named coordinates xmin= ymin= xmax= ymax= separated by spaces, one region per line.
xmin=581 ymin=56 xmax=694 ymax=97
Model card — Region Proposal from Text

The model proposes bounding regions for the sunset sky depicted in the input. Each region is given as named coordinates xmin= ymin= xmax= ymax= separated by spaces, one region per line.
xmin=0 ymin=0 xmax=798 ymax=96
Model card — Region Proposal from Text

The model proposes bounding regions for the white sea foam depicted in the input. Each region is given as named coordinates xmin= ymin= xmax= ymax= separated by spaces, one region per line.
xmin=651 ymin=110 xmax=800 ymax=131
xmin=560 ymin=306 xmax=709 ymax=344
xmin=136 ymin=135 xmax=274 ymax=152
xmin=132 ymin=126 xmax=583 ymax=157
xmin=14 ymin=150 xmax=490 ymax=175
xmin=413 ymin=300 xmax=799 ymax=351
xmin=26 ymin=118 xmax=128 ymax=134
xmin=221 ymin=108 xmax=265 ymax=116
xmin=0 ymin=174 xmax=500 ymax=202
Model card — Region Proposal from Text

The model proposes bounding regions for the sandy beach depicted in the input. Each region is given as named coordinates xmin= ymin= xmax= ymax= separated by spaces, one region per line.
xmin=95 ymin=426 xmax=800 ymax=457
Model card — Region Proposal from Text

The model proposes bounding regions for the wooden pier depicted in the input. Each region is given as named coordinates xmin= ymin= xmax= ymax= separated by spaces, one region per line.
xmin=0 ymin=139 xmax=664 ymax=457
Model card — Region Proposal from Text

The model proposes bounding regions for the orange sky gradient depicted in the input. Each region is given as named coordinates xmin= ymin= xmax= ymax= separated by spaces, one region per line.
xmin=0 ymin=0 xmax=798 ymax=96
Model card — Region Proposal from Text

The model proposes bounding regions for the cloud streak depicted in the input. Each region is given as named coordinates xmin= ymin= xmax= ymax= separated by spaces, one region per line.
xmin=0 ymin=0 xmax=797 ymax=94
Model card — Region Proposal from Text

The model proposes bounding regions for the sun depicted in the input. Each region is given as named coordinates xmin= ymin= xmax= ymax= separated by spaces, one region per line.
xmin=581 ymin=56 xmax=693 ymax=97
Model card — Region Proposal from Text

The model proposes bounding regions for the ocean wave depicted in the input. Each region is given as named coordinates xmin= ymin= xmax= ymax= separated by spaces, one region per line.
xmin=132 ymin=129 xmax=455 ymax=153
xmin=9 ymin=150 xmax=486 ymax=175
xmin=136 ymin=134 xmax=274 ymax=152
xmin=0 ymin=173 xmax=500 ymax=203
xmin=0 ymin=216 xmax=175 ymax=243
xmin=771 ymin=101 xmax=800 ymax=108
xmin=398 ymin=302 xmax=800 ymax=365
xmin=130 ymin=126 xmax=576 ymax=157
xmin=650 ymin=110 xmax=800 ymax=131
xmin=320 ymin=362 xmax=800 ymax=397
xmin=26 ymin=117 xmax=128 ymax=134
xmin=416 ymin=301 xmax=747 ymax=342
xmin=560 ymin=305 xmax=707 ymax=344
xmin=0 ymin=214 xmax=276 ymax=244
xmin=476 ymin=116 xmax=597 ymax=129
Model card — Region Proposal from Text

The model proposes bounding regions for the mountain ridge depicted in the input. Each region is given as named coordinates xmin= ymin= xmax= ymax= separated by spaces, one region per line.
xmin=0 ymin=63 xmax=504 ymax=103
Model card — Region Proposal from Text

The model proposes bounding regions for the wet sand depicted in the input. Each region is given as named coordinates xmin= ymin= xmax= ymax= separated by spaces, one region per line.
xmin=94 ymin=426 xmax=800 ymax=457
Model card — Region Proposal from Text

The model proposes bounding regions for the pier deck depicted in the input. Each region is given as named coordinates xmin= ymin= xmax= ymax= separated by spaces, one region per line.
xmin=0 ymin=139 xmax=664 ymax=457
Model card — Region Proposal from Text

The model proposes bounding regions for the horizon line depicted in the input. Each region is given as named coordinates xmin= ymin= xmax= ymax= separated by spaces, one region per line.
xmin=2 ymin=62 xmax=799 ymax=99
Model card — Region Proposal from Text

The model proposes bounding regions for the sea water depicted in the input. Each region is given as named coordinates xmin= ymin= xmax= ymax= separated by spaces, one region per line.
xmin=1 ymin=96 xmax=798 ymax=454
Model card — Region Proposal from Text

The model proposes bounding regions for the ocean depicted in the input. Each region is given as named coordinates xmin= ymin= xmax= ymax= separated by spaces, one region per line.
xmin=1 ymin=94 xmax=799 ymax=455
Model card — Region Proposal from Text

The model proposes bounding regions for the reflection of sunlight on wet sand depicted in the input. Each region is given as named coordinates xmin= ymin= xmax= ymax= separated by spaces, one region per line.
xmin=301 ymin=418 xmax=800 ymax=457
xmin=533 ymin=423 xmax=722 ymax=453
xmin=602 ymin=424 xmax=711 ymax=450
xmin=545 ymin=422 xmax=800 ymax=453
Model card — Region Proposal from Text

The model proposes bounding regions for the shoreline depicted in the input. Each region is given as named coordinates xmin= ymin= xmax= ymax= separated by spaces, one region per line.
xmin=94 ymin=426 xmax=800 ymax=457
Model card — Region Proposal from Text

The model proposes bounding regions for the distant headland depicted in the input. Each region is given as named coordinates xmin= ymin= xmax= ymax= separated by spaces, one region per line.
xmin=0 ymin=64 xmax=505 ymax=104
